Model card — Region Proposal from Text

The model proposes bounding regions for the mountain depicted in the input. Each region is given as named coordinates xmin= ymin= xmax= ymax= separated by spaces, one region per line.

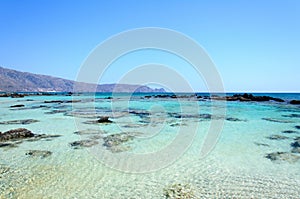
xmin=0 ymin=66 xmax=165 ymax=93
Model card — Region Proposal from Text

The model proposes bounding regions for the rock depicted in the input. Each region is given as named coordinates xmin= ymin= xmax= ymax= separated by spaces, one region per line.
xmin=282 ymin=114 xmax=300 ymax=118
xmin=211 ymin=93 xmax=285 ymax=103
xmin=74 ymin=129 xmax=104 ymax=135
xmin=0 ymin=142 xmax=17 ymax=148
xmin=282 ymin=130 xmax=298 ymax=134
xmin=0 ymin=128 xmax=34 ymax=142
xmin=266 ymin=135 xmax=289 ymax=140
xmin=97 ymin=116 xmax=113 ymax=123
xmin=10 ymin=104 xmax=25 ymax=108
xmin=44 ymin=100 xmax=80 ymax=104
xmin=291 ymin=147 xmax=300 ymax=153
xmin=129 ymin=110 xmax=150 ymax=118
xmin=84 ymin=116 xmax=113 ymax=124
xmin=290 ymin=100 xmax=300 ymax=105
xmin=262 ymin=118 xmax=293 ymax=123
xmin=226 ymin=117 xmax=247 ymax=122
xmin=44 ymin=110 xmax=68 ymax=114
xmin=70 ymin=140 xmax=99 ymax=148
xmin=0 ymin=119 xmax=39 ymax=125
xmin=25 ymin=150 xmax=52 ymax=158
xmin=163 ymin=183 xmax=196 ymax=199
xmin=103 ymin=133 xmax=134 ymax=148
xmin=265 ymin=152 xmax=300 ymax=163
xmin=291 ymin=138 xmax=300 ymax=148
xmin=295 ymin=125 xmax=300 ymax=130
xmin=254 ymin=142 xmax=270 ymax=147
xmin=11 ymin=93 xmax=25 ymax=98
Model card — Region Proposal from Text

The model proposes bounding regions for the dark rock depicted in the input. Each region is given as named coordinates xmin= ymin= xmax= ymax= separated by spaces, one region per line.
xmin=291 ymin=138 xmax=300 ymax=148
xmin=83 ymin=116 xmax=113 ymax=124
xmin=290 ymin=100 xmax=300 ymax=105
xmin=0 ymin=119 xmax=39 ymax=125
xmin=129 ymin=110 xmax=150 ymax=118
xmin=212 ymin=93 xmax=285 ymax=103
xmin=226 ymin=117 xmax=247 ymax=122
xmin=262 ymin=118 xmax=293 ymax=123
xmin=44 ymin=100 xmax=81 ymax=104
xmin=265 ymin=152 xmax=300 ymax=163
xmin=266 ymin=135 xmax=289 ymax=140
xmin=11 ymin=93 xmax=25 ymax=98
xmin=282 ymin=130 xmax=298 ymax=134
xmin=0 ymin=128 xmax=34 ymax=142
xmin=282 ymin=114 xmax=300 ymax=118
xmin=97 ymin=116 xmax=113 ymax=123
xmin=25 ymin=150 xmax=52 ymax=158
xmin=0 ymin=142 xmax=17 ymax=148
xmin=10 ymin=104 xmax=25 ymax=108
xmin=70 ymin=140 xmax=99 ymax=148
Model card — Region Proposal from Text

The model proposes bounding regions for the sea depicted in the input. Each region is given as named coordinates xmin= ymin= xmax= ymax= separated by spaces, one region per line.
xmin=0 ymin=92 xmax=300 ymax=198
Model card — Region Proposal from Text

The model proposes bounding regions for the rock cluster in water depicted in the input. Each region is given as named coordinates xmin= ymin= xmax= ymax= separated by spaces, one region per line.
xmin=70 ymin=140 xmax=99 ymax=149
xmin=26 ymin=150 xmax=52 ymax=158
xmin=0 ymin=128 xmax=61 ymax=148
xmin=265 ymin=152 xmax=300 ymax=163
xmin=103 ymin=132 xmax=134 ymax=153
xmin=0 ymin=128 xmax=34 ymax=142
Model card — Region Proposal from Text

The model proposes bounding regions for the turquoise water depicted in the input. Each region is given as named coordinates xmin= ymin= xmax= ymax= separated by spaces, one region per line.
xmin=0 ymin=93 xmax=300 ymax=198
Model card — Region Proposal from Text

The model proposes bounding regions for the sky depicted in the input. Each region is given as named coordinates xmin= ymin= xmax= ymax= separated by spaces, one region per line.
xmin=0 ymin=0 xmax=299 ymax=92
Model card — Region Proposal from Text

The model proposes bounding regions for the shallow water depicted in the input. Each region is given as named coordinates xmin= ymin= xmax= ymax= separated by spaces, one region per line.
xmin=0 ymin=93 xmax=300 ymax=198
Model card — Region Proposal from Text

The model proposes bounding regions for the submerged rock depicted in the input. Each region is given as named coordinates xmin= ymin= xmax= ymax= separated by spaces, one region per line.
xmin=282 ymin=130 xmax=298 ymax=134
xmin=291 ymin=138 xmax=300 ymax=148
xmin=262 ymin=118 xmax=293 ymax=123
xmin=70 ymin=140 xmax=99 ymax=148
xmin=10 ymin=104 xmax=25 ymax=108
xmin=97 ymin=116 xmax=113 ymax=123
xmin=84 ymin=116 xmax=113 ymax=124
xmin=44 ymin=109 xmax=68 ymax=114
xmin=103 ymin=133 xmax=134 ymax=147
xmin=226 ymin=117 xmax=247 ymax=122
xmin=254 ymin=142 xmax=270 ymax=147
xmin=103 ymin=132 xmax=134 ymax=152
xmin=265 ymin=152 xmax=300 ymax=163
xmin=74 ymin=129 xmax=105 ymax=135
xmin=266 ymin=135 xmax=289 ymax=140
xmin=163 ymin=183 xmax=196 ymax=199
xmin=25 ymin=150 xmax=52 ymax=158
xmin=282 ymin=114 xmax=300 ymax=118
xmin=0 ymin=128 xmax=34 ymax=142
xmin=290 ymin=100 xmax=300 ymax=105
xmin=0 ymin=119 xmax=39 ymax=125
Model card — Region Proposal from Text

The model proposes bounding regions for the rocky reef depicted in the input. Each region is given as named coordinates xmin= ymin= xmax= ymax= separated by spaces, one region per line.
xmin=265 ymin=152 xmax=300 ymax=163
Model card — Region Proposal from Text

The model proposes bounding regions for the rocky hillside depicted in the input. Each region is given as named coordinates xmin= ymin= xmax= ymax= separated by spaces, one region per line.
xmin=0 ymin=66 xmax=165 ymax=92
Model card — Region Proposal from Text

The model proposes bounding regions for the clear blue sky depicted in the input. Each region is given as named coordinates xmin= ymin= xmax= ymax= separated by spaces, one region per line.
xmin=0 ymin=0 xmax=299 ymax=92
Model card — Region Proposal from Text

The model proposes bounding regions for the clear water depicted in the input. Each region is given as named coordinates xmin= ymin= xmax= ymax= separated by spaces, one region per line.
xmin=0 ymin=93 xmax=300 ymax=198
